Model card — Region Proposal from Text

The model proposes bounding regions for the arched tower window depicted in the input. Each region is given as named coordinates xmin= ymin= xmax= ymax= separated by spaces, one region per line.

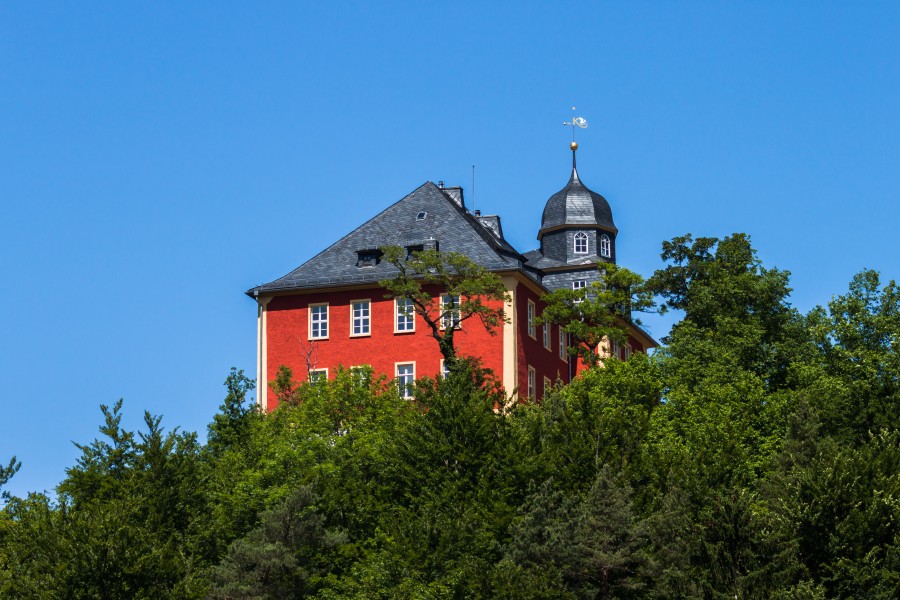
xmin=600 ymin=234 xmax=611 ymax=258
xmin=573 ymin=232 xmax=588 ymax=255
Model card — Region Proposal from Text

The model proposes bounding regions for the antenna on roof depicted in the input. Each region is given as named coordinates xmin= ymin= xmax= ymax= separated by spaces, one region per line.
xmin=472 ymin=164 xmax=476 ymax=215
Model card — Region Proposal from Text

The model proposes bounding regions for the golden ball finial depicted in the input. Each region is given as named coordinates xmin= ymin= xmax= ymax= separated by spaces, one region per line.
xmin=570 ymin=141 xmax=578 ymax=151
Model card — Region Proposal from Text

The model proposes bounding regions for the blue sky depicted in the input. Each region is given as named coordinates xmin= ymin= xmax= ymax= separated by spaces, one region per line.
xmin=2 ymin=2 xmax=898 ymax=498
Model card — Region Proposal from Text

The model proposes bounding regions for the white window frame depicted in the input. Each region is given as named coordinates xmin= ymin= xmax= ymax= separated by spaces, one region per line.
xmin=309 ymin=303 xmax=329 ymax=340
xmin=527 ymin=300 xmax=536 ymax=339
xmin=396 ymin=362 xmax=415 ymax=399
xmin=395 ymin=297 xmax=415 ymax=333
xmin=543 ymin=318 xmax=551 ymax=351
xmin=600 ymin=234 xmax=611 ymax=258
xmin=309 ymin=368 xmax=328 ymax=384
xmin=559 ymin=328 xmax=567 ymax=361
xmin=572 ymin=280 xmax=587 ymax=291
xmin=439 ymin=359 xmax=451 ymax=379
xmin=574 ymin=232 xmax=589 ymax=255
xmin=527 ymin=366 xmax=536 ymax=399
xmin=543 ymin=376 xmax=552 ymax=400
xmin=441 ymin=294 xmax=461 ymax=330
xmin=350 ymin=365 xmax=371 ymax=386
xmin=350 ymin=299 xmax=371 ymax=337
xmin=622 ymin=342 xmax=632 ymax=360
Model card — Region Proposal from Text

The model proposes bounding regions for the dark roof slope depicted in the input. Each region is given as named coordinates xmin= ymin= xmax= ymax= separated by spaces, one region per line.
xmin=249 ymin=181 xmax=527 ymax=295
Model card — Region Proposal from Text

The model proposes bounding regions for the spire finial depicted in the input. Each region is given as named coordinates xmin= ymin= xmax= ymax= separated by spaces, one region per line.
xmin=563 ymin=107 xmax=587 ymax=174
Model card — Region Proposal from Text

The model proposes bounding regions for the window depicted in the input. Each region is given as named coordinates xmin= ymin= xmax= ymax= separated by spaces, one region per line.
xmin=356 ymin=250 xmax=382 ymax=267
xmin=574 ymin=232 xmax=588 ymax=255
xmin=573 ymin=280 xmax=586 ymax=304
xmin=622 ymin=343 xmax=632 ymax=360
xmin=416 ymin=211 xmax=427 ymax=221
xmin=600 ymin=234 xmax=611 ymax=258
xmin=351 ymin=300 xmax=370 ymax=336
xmin=543 ymin=376 xmax=552 ymax=400
xmin=559 ymin=328 xmax=567 ymax=360
xmin=440 ymin=359 xmax=451 ymax=379
xmin=441 ymin=295 xmax=460 ymax=330
xmin=350 ymin=365 xmax=372 ymax=387
xmin=406 ymin=244 xmax=424 ymax=259
xmin=527 ymin=366 xmax=536 ymax=399
xmin=309 ymin=368 xmax=328 ymax=384
xmin=543 ymin=319 xmax=551 ymax=350
xmin=309 ymin=303 xmax=328 ymax=339
xmin=395 ymin=297 xmax=415 ymax=332
xmin=396 ymin=362 xmax=415 ymax=399
xmin=527 ymin=300 xmax=536 ymax=338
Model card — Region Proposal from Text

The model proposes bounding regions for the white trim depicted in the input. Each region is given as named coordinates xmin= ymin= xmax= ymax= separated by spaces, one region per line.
xmin=439 ymin=359 xmax=450 ymax=379
xmin=527 ymin=299 xmax=536 ymax=339
xmin=308 ymin=302 xmax=329 ymax=340
xmin=394 ymin=297 xmax=415 ymax=333
xmin=256 ymin=296 xmax=272 ymax=410
xmin=559 ymin=327 xmax=567 ymax=361
xmin=542 ymin=318 xmax=551 ymax=351
xmin=309 ymin=368 xmax=328 ymax=383
xmin=440 ymin=294 xmax=461 ymax=330
xmin=574 ymin=231 xmax=589 ymax=255
xmin=527 ymin=365 xmax=536 ymax=399
xmin=543 ymin=376 xmax=551 ymax=399
xmin=600 ymin=234 xmax=611 ymax=258
xmin=349 ymin=298 xmax=371 ymax=337
xmin=395 ymin=361 xmax=416 ymax=399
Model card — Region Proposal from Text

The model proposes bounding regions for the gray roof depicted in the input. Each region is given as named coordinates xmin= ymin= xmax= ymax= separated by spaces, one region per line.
xmin=538 ymin=166 xmax=616 ymax=238
xmin=248 ymin=181 xmax=528 ymax=295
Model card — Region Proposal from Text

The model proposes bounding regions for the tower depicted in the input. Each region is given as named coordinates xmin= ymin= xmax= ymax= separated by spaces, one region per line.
xmin=530 ymin=142 xmax=618 ymax=292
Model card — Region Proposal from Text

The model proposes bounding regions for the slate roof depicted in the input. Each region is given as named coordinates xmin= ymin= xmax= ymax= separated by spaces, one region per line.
xmin=248 ymin=182 xmax=530 ymax=295
xmin=538 ymin=166 xmax=616 ymax=238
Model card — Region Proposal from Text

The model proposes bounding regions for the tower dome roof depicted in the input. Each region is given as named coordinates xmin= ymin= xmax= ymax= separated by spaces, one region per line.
xmin=538 ymin=162 xmax=616 ymax=240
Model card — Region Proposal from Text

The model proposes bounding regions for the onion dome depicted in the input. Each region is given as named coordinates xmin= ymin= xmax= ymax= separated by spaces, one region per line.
xmin=538 ymin=149 xmax=616 ymax=240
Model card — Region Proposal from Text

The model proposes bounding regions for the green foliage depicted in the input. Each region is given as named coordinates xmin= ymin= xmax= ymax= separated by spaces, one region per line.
xmin=0 ymin=456 xmax=20 ymax=502
xmin=4 ymin=233 xmax=900 ymax=598
xmin=539 ymin=262 xmax=654 ymax=367
xmin=380 ymin=246 xmax=510 ymax=363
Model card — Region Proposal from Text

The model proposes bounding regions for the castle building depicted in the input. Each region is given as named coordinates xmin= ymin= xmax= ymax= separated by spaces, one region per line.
xmin=248 ymin=144 xmax=655 ymax=411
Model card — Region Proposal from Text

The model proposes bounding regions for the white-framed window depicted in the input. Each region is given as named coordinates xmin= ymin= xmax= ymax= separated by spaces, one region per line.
xmin=574 ymin=232 xmax=588 ymax=255
xmin=610 ymin=340 xmax=620 ymax=359
xmin=559 ymin=328 xmax=567 ymax=361
xmin=573 ymin=280 xmax=587 ymax=291
xmin=441 ymin=294 xmax=461 ymax=330
xmin=350 ymin=299 xmax=370 ymax=336
xmin=543 ymin=319 xmax=551 ymax=351
xmin=350 ymin=365 xmax=371 ymax=387
xmin=396 ymin=362 xmax=415 ymax=399
xmin=309 ymin=303 xmax=329 ymax=339
xmin=543 ymin=376 xmax=552 ymax=400
xmin=309 ymin=368 xmax=328 ymax=384
xmin=440 ymin=359 xmax=451 ymax=379
xmin=395 ymin=297 xmax=415 ymax=332
xmin=600 ymin=234 xmax=611 ymax=258
xmin=527 ymin=300 xmax=536 ymax=339
xmin=527 ymin=366 xmax=536 ymax=399
xmin=622 ymin=343 xmax=632 ymax=360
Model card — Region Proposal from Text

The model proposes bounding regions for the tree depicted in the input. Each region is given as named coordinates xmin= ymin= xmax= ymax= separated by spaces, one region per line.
xmin=0 ymin=456 xmax=20 ymax=501
xmin=380 ymin=246 xmax=510 ymax=366
xmin=539 ymin=262 xmax=653 ymax=367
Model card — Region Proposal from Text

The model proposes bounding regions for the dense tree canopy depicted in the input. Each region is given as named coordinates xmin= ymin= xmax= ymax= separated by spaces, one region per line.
xmin=2 ymin=233 xmax=899 ymax=598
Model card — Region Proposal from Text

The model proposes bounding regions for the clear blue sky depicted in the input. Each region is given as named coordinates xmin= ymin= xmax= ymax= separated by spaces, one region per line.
xmin=2 ymin=3 xmax=898 ymax=498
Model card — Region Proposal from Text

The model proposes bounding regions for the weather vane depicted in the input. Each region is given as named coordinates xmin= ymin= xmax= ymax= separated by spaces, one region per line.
xmin=563 ymin=106 xmax=588 ymax=146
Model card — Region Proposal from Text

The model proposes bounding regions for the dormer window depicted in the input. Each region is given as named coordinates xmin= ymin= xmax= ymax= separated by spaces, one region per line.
xmin=356 ymin=249 xmax=382 ymax=268
xmin=416 ymin=211 xmax=427 ymax=221
xmin=573 ymin=232 xmax=588 ymax=255
xmin=599 ymin=234 xmax=611 ymax=258
xmin=406 ymin=244 xmax=424 ymax=259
